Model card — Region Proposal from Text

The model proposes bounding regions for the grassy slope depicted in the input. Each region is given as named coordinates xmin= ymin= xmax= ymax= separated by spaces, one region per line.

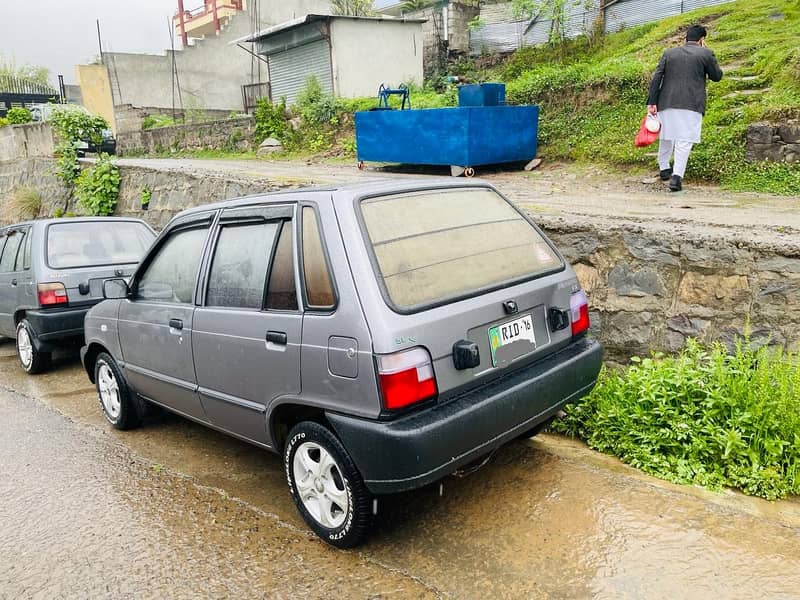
xmin=495 ymin=0 xmax=800 ymax=193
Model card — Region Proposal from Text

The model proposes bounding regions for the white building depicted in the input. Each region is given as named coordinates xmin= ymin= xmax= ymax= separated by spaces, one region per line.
xmin=239 ymin=14 xmax=425 ymax=104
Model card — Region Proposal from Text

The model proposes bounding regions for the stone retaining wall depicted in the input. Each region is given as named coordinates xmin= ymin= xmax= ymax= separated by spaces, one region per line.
xmin=746 ymin=121 xmax=800 ymax=164
xmin=0 ymin=123 xmax=55 ymax=162
xmin=116 ymin=116 xmax=255 ymax=156
xmin=2 ymin=157 xmax=798 ymax=361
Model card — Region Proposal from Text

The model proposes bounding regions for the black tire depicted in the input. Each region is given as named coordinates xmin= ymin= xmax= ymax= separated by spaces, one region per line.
xmin=94 ymin=352 xmax=141 ymax=430
xmin=15 ymin=319 xmax=51 ymax=374
xmin=284 ymin=421 xmax=372 ymax=548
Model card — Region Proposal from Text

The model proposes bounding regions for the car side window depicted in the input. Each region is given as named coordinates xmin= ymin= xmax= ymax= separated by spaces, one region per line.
xmin=0 ymin=230 xmax=22 ymax=273
xmin=301 ymin=207 xmax=335 ymax=309
xmin=13 ymin=229 xmax=27 ymax=271
xmin=266 ymin=220 xmax=298 ymax=311
xmin=21 ymin=228 xmax=32 ymax=270
xmin=137 ymin=226 xmax=209 ymax=304
xmin=206 ymin=221 xmax=279 ymax=309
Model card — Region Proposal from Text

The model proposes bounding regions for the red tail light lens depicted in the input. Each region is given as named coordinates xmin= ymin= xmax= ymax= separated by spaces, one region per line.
xmin=38 ymin=283 xmax=68 ymax=306
xmin=377 ymin=347 xmax=437 ymax=411
xmin=570 ymin=289 xmax=590 ymax=336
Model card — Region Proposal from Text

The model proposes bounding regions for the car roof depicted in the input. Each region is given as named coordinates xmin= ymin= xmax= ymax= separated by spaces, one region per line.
xmin=1 ymin=217 xmax=152 ymax=229
xmin=172 ymin=177 xmax=495 ymax=220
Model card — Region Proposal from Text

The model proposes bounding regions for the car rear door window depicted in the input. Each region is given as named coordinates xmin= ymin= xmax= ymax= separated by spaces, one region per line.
xmin=206 ymin=222 xmax=279 ymax=309
xmin=266 ymin=221 xmax=298 ymax=311
xmin=0 ymin=231 xmax=23 ymax=273
xmin=301 ymin=207 xmax=335 ymax=309
xmin=137 ymin=227 xmax=209 ymax=304
xmin=360 ymin=188 xmax=563 ymax=311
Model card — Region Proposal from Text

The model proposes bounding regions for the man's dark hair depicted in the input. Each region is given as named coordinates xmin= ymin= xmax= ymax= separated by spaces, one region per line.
xmin=686 ymin=25 xmax=707 ymax=42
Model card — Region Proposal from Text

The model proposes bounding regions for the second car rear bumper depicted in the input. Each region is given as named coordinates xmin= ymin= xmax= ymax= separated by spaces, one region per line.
xmin=25 ymin=306 xmax=92 ymax=347
xmin=326 ymin=336 xmax=603 ymax=494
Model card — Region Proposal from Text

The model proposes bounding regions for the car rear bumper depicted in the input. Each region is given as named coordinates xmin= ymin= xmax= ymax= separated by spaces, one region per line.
xmin=326 ymin=336 xmax=603 ymax=494
xmin=25 ymin=306 xmax=92 ymax=347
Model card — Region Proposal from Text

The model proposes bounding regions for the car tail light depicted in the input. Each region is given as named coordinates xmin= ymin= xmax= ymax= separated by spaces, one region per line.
xmin=38 ymin=283 xmax=68 ymax=307
xmin=570 ymin=289 xmax=590 ymax=336
xmin=376 ymin=347 xmax=437 ymax=411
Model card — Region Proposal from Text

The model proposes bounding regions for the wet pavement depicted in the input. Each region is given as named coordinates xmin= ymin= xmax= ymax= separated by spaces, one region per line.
xmin=2 ymin=339 xmax=800 ymax=599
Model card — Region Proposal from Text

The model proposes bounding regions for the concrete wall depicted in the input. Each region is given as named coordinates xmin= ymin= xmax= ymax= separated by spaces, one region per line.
xmin=117 ymin=116 xmax=255 ymax=155
xmin=330 ymin=19 xmax=424 ymax=98
xmin=75 ymin=65 xmax=116 ymax=134
xmin=258 ymin=0 xmax=331 ymax=23
xmin=405 ymin=2 xmax=480 ymax=76
xmin=0 ymin=123 xmax=55 ymax=162
xmin=746 ymin=122 xmax=800 ymax=164
xmin=114 ymin=104 xmax=233 ymax=135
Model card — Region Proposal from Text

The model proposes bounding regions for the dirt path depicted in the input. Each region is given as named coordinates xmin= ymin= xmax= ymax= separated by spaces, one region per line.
xmin=114 ymin=158 xmax=800 ymax=243
xmin=3 ymin=340 xmax=800 ymax=599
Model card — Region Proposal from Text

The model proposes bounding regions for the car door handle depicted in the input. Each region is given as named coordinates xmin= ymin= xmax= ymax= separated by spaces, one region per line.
xmin=266 ymin=331 xmax=287 ymax=345
xmin=10 ymin=279 xmax=17 ymax=286
xmin=169 ymin=318 xmax=183 ymax=330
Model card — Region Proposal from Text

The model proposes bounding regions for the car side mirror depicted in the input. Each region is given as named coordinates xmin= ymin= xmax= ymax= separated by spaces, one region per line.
xmin=103 ymin=278 xmax=130 ymax=299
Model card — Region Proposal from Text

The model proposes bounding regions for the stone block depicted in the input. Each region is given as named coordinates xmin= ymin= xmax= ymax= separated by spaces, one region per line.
xmin=756 ymin=256 xmax=800 ymax=273
xmin=746 ymin=123 xmax=775 ymax=145
xmin=608 ymin=264 xmax=665 ymax=297
xmin=678 ymin=272 xmax=750 ymax=307
xmin=778 ymin=124 xmax=800 ymax=144
xmin=623 ymin=233 xmax=679 ymax=266
xmin=745 ymin=143 xmax=785 ymax=163
xmin=573 ymin=263 xmax=601 ymax=295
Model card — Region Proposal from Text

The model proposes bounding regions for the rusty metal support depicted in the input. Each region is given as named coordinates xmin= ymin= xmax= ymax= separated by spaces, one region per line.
xmin=212 ymin=0 xmax=220 ymax=34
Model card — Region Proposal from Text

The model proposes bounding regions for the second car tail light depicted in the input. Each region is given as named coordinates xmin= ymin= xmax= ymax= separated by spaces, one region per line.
xmin=38 ymin=282 xmax=68 ymax=307
xmin=376 ymin=347 xmax=438 ymax=411
xmin=570 ymin=289 xmax=590 ymax=336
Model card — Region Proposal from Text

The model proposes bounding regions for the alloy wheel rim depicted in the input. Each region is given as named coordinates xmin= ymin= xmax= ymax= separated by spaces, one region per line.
xmin=17 ymin=328 xmax=33 ymax=368
xmin=292 ymin=441 xmax=349 ymax=529
xmin=97 ymin=362 xmax=121 ymax=420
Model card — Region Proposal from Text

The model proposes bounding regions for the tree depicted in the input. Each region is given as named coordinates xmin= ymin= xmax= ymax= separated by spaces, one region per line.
xmin=401 ymin=0 xmax=432 ymax=11
xmin=512 ymin=0 xmax=591 ymax=46
xmin=0 ymin=56 xmax=50 ymax=85
xmin=330 ymin=0 xmax=375 ymax=16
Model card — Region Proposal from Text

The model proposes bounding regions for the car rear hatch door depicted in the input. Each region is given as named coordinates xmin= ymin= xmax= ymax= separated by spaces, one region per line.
xmin=44 ymin=220 xmax=156 ymax=308
xmin=353 ymin=185 xmax=582 ymax=399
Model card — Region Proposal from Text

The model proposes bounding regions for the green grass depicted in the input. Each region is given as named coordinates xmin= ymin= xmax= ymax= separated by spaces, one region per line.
xmin=497 ymin=0 xmax=800 ymax=193
xmin=553 ymin=338 xmax=800 ymax=500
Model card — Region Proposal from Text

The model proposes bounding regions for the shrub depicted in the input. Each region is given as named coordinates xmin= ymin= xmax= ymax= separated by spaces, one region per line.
xmin=553 ymin=338 xmax=800 ymax=500
xmin=6 ymin=107 xmax=32 ymax=125
xmin=140 ymin=187 xmax=151 ymax=209
xmin=2 ymin=185 xmax=42 ymax=222
xmin=54 ymin=143 xmax=80 ymax=186
xmin=50 ymin=107 xmax=107 ymax=147
xmin=0 ymin=117 xmax=8 ymax=129
xmin=75 ymin=155 xmax=120 ymax=216
xmin=254 ymin=97 xmax=289 ymax=144
xmin=52 ymin=207 xmax=64 ymax=218
xmin=296 ymin=76 xmax=342 ymax=125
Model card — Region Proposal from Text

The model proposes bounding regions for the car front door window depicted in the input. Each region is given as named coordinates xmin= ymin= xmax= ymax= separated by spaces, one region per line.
xmin=137 ymin=227 xmax=209 ymax=303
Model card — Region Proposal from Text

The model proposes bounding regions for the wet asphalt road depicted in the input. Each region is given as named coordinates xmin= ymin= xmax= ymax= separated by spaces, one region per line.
xmin=2 ymin=339 xmax=800 ymax=599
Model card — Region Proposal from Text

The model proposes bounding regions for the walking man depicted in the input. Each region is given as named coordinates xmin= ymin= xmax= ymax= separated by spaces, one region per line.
xmin=647 ymin=24 xmax=723 ymax=192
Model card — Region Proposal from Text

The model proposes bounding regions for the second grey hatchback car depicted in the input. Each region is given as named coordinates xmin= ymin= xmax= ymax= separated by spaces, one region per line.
xmin=0 ymin=218 xmax=155 ymax=373
xmin=81 ymin=180 xmax=602 ymax=547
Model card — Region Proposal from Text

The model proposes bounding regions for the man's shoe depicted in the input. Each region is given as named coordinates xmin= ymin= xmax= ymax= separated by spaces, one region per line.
xmin=669 ymin=174 xmax=682 ymax=192
xmin=659 ymin=168 xmax=673 ymax=181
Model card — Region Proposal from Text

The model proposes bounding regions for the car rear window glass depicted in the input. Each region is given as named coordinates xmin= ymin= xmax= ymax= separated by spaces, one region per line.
xmin=266 ymin=222 xmax=298 ymax=311
xmin=137 ymin=227 xmax=208 ymax=304
xmin=360 ymin=188 xmax=562 ymax=310
xmin=0 ymin=231 xmax=23 ymax=273
xmin=47 ymin=221 xmax=155 ymax=269
xmin=206 ymin=222 xmax=279 ymax=309
xmin=302 ymin=207 xmax=335 ymax=309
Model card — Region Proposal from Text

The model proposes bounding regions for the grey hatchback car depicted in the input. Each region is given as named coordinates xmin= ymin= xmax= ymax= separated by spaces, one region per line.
xmin=81 ymin=180 xmax=602 ymax=547
xmin=0 ymin=218 xmax=155 ymax=373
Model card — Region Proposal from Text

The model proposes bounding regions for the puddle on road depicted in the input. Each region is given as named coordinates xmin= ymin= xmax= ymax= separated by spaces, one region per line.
xmin=2 ymin=340 xmax=800 ymax=599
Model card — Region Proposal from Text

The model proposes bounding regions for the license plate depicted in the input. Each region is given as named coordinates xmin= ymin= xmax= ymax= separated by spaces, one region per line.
xmin=489 ymin=314 xmax=536 ymax=367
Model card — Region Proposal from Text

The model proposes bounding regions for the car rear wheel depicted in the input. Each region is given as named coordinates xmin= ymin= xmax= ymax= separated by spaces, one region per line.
xmin=16 ymin=320 xmax=51 ymax=374
xmin=285 ymin=421 xmax=372 ymax=548
xmin=95 ymin=352 xmax=141 ymax=430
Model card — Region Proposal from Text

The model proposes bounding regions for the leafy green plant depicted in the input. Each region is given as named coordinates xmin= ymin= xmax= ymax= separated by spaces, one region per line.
xmin=50 ymin=108 xmax=107 ymax=147
xmin=52 ymin=207 xmax=64 ymax=218
xmin=142 ymin=114 xmax=178 ymax=130
xmin=401 ymin=0 xmax=431 ymax=11
xmin=553 ymin=337 xmax=800 ymax=500
xmin=6 ymin=107 xmax=32 ymax=125
xmin=330 ymin=0 xmax=374 ymax=16
xmin=468 ymin=16 xmax=487 ymax=31
xmin=75 ymin=155 xmax=120 ymax=216
xmin=296 ymin=77 xmax=342 ymax=126
xmin=1 ymin=185 xmax=41 ymax=222
xmin=254 ymin=97 xmax=289 ymax=144
xmin=0 ymin=117 xmax=9 ymax=129
xmin=54 ymin=143 xmax=80 ymax=186
xmin=140 ymin=187 xmax=152 ymax=210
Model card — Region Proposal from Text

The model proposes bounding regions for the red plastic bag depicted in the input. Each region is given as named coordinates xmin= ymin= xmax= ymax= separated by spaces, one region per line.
xmin=634 ymin=115 xmax=660 ymax=147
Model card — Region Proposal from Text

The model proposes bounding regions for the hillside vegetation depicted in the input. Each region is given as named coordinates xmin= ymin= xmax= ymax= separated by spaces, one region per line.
xmin=493 ymin=0 xmax=800 ymax=193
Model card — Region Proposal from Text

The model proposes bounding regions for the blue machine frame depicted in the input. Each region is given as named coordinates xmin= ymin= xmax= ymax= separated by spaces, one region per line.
xmin=355 ymin=100 xmax=539 ymax=172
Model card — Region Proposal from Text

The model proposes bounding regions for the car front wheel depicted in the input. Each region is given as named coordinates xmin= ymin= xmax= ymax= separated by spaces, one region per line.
xmin=95 ymin=352 xmax=141 ymax=430
xmin=284 ymin=421 xmax=372 ymax=548
xmin=15 ymin=320 xmax=51 ymax=374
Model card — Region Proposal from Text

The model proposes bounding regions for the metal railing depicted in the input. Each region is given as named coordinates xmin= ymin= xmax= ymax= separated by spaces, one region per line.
xmin=0 ymin=75 xmax=58 ymax=96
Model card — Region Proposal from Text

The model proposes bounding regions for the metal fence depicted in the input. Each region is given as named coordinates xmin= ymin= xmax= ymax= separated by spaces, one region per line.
xmin=0 ymin=76 xmax=60 ymax=117
xmin=470 ymin=0 xmax=735 ymax=55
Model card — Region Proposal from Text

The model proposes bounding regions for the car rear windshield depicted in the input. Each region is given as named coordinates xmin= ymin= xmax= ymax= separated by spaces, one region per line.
xmin=47 ymin=221 xmax=155 ymax=269
xmin=360 ymin=188 xmax=563 ymax=311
